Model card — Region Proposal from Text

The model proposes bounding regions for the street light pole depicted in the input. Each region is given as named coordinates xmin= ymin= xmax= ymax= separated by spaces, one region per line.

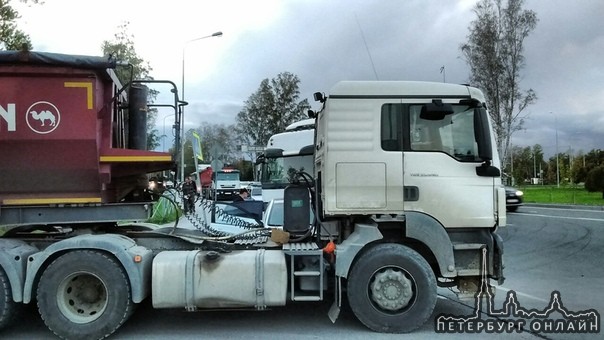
xmin=510 ymin=145 xmax=514 ymax=186
xmin=162 ymin=114 xmax=175 ymax=152
xmin=533 ymin=151 xmax=536 ymax=182
xmin=551 ymin=111 xmax=560 ymax=188
xmin=179 ymin=31 xmax=223 ymax=182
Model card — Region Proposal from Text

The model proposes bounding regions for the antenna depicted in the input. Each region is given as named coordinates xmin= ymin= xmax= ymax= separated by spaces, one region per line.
xmin=355 ymin=13 xmax=379 ymax=80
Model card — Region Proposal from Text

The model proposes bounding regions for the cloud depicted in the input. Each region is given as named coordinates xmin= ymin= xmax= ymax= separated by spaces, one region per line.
xmin=12 ymin=0 xmax=604 ymax=156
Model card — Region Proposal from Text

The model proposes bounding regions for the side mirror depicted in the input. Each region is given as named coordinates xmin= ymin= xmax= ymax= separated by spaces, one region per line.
xmin=474 ymin=108 xmax=493 ymax=162
xmin=313 ymin=92 xmax=325 ymax=103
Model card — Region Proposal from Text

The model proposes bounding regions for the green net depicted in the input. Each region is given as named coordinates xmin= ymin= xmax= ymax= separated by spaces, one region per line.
xmin=148 ymin=189 xmax=182 ymax=224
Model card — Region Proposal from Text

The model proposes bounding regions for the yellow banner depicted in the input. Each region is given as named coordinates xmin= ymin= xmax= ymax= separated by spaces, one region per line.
xmin=191 ymin=131 xmax=203 ymax=161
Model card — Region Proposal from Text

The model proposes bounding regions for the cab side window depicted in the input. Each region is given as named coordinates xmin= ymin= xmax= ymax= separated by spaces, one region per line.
xmin=381 ymin=104 xmax=403 ymax=151
xmin=381 ymin=103 xmax=481 ymax=162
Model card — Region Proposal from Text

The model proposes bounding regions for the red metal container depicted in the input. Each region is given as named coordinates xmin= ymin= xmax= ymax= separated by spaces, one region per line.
xmin=0 ymin=51 xmax=174 ymax=205
xmin=199 ymin=167 xmax=213 ymax=188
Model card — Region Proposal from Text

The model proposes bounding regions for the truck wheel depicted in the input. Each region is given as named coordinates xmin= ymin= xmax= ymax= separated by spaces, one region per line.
xmin=37 ymin=250 xmax=133 ymax=340
xmin=347 ymin=243 xmax=436 ymax=333
xmin=0 ymin=268 xmax=19 ymax=330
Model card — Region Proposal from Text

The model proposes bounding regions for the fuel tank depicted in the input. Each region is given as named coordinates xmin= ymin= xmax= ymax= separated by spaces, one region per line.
xmin=152 ymin=249 xmax=288 ymax=309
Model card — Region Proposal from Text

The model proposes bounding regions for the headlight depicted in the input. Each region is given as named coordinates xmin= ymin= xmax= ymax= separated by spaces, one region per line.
xmin=148 ymin=181 xmax=157 ymax=190
xmin=515 ymin=190 xmax=523 ymax=196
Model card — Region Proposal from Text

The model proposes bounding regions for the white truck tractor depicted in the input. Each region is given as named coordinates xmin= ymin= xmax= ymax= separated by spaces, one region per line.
xmin=259 ymin=118 xmax=315 ymax=203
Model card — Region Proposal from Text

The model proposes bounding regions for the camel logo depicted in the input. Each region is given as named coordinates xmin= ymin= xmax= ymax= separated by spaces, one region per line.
xmin=26 ymin=101 xmax=61 ymax=134
xmin=435 ymin=248 xmax=600 ymax=334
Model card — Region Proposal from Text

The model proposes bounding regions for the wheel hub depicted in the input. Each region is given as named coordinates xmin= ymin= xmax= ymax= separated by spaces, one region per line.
xmin=370 ymin=268 xmax=413 ymax=311
xmin=80 ymin=284 xmax=102 ymax=304
xmin=57 ymin=273 xmax=108 ymax=324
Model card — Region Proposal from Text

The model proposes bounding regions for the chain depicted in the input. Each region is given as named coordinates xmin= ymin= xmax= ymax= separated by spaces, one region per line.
xmin=172 ymin=184 xmax=268 ymax=241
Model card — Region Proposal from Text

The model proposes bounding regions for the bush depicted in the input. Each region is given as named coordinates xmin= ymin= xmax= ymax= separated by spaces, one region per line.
xmin=585 ymin=166 xmax=604 ymax=199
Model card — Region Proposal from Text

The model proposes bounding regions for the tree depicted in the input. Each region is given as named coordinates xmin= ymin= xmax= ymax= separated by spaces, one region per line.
xmin=0 ymin=0 xmax=38 ymax=50
xmin=571 ymin=150 xmax=585 ymax=184
xmin=181 ymin=138 xmax=195 ymax=176
xmin=180 ymin=123 xmax=247 ymax=178
xmin=506 ymin=144 xmax=543 ymax=185
xmin=181 ymin=123 xmax=241 ymax=175
xmin=461 ymin=0 xmax=538 ymax=169
xmin=233 ymin=159 xmax=254 ymax=181
xmin=236 ymin=72 xmax=310 ymax=147
xmin=545 ymin=156 xmax=557 ymax=185
xmin=101 ymin=22 xmax=160 ymax=150
xmin=199 ymin=123 xmax=240 ymax=164
xmin=585 ymin=166 xmax=604 ymax=199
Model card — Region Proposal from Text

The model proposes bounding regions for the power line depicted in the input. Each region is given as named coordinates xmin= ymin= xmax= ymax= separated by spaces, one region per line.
xmin=355 ymin=13 xmax=379 ymax=80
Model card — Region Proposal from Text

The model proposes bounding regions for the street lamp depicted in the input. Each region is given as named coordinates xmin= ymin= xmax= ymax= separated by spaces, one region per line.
xmin=551 ymin=111 xmax=560 ymax=188
xmin=162 ymin=114 xmax=175 ymax=152
xmin=179 ymin=31 xmax=222 ymax=182
xmin=533 ymin=151 xmax=537 ymax=182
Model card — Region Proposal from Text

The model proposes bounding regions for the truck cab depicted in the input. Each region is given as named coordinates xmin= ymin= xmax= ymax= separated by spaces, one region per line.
xmin=309 ymin=81 xmax=505 ymax=330
xmin=212 ymin=168 xmax=241 ymax=200
xmin=314 ymin=81 xmax=505 ymax=227
xmin=260 ymin=119 xmax=315 ymax=203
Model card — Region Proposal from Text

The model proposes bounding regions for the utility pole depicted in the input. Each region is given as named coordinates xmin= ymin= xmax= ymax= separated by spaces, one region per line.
xmin=179 ymin=31 xmax=223 ymax=182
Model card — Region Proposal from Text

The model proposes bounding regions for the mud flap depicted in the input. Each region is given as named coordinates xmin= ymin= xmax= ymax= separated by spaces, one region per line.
xmin=493 ymin=232 xmax=505 ymax=284
xmin=328 ymin=275 xmax=342 ymax=323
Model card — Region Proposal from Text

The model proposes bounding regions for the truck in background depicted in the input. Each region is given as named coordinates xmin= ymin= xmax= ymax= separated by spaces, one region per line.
xmin=194 ymin=165 xmax=213 ymax=199
xmin=192 ymin=166 xmax=241 ymax=201
xmin=212 ymin=167 xmax=241 ymax=200
xmin=259 ymin=118 xmax=315 ymax=203
xmin=0 ymin=50 xmax=506 ymax=339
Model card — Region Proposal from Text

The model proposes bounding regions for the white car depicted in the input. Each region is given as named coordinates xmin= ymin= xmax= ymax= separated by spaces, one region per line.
xmin=249 ymin=186 xmax=263 ymax=201
xmin=206 ymin=198 xmax=315 ymax=240
xmin=262 ymin=199 xmax=314 ymax=230
xmin=212 ymin=201 xmax=263 ymax=226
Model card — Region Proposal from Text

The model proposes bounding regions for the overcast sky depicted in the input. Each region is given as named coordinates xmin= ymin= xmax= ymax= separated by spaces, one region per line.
xmin=14 ymin=0 xmax=604 ymax=156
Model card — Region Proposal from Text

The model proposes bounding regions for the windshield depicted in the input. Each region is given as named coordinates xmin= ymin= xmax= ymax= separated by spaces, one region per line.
xmin=261 ymin=154 xmax=314 ymax=188
xmin=216 ymin=172 xmax=240 ymax=181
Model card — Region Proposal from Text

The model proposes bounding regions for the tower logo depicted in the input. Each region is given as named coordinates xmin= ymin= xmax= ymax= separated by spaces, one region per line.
xmin=435 ymin=248 xmax=600 ymax=334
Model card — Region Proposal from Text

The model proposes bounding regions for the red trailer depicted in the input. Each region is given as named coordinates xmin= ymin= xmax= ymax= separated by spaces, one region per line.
xmin=198 ymin=166 xmax=213 ymax=198
xmin=0 ymin=50 xmax=185 ymax=339
xmin=0 ymin=51 xmax=176 ymax=210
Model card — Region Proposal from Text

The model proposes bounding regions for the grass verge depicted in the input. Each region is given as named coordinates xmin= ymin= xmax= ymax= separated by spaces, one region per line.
xmin=519 ymin=185 xmax=603 ymax=206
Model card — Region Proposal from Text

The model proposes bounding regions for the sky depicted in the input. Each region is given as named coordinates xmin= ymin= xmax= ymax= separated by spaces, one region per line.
xmin=13 ymin=0 xmax=604 ymax=157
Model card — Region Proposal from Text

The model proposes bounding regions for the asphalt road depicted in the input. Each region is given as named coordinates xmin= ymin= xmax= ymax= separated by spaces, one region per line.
xmin=495 ymin=205 xmax=604 ymax=340
xmin=3 ymin=205 xmax=603 ymax=339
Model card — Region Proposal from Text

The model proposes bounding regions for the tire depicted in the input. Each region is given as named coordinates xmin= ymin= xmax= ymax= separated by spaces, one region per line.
xmin=37 ymin=250 xmax=134 ymax=340
xmin=507 ymin=206 xmax=518 ymax=212
xmin=347 ymin=243 xmax=437 ymax=333
xmin=0 ymin=268 xmax=20 ymax=330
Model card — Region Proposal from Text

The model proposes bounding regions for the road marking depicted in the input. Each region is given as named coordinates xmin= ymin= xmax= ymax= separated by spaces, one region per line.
xmin=528 ymin=206 xmax=604 ymax=213
xmin=513 ymin=212 xmax=604 ymax=222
